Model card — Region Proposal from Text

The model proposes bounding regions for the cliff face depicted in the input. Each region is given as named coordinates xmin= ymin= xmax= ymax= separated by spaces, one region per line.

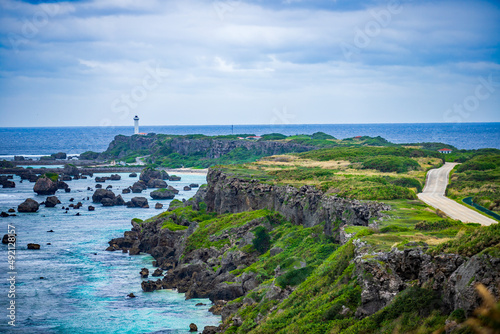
xmin=101 ymin=134 xmax=315 ymax=160
xmin=354 ymin=242 xmax=500 ymax=318
xmin=201 ymin=168 xmax=390 ymax=239
xmin=108 ymin=168 xmax=499 ymax=333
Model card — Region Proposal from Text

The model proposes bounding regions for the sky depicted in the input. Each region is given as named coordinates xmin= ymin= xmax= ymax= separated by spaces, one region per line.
xmin=0 ymin=0 xmax=499 ymax=127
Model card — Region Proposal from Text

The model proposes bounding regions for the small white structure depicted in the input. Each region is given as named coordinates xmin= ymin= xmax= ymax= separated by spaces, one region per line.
xmin=134 ymin=115 xmax=139 ymax=134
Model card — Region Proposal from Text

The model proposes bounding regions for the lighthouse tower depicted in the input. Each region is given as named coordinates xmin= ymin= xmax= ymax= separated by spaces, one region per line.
xmin=133 ymin=115 xmax=139 ymax=134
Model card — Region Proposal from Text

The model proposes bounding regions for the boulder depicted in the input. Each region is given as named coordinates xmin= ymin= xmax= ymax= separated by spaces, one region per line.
xmin=14 ymin=155 xmax=25 ymax=161
xmin=128 ymin=293 xmax=136 ymax=298
xmin=95 ymin=177 xmax=108 ymax=183
xmin=33 ymin=177 xmax=58 ymax=195
xmin=63 ymin=163 xmax=78 ymax=176
xmin=2 ymin=180 xmax=15 ymax=188
xmin=92 ymin=189 xmax=116 ymax=203
xmin=131 ymin=181 xmax=147 ymax=193
xmin=110 ymin=174 xmax=121 ymax=180
xmin=155 ymin=203 xmax=163 ymax=209
xmin=140 ymin=268 xmax=149 ymax=278
xmin=141 ymin=280 xmax=163 ymax=292
xmin=150 ymin=189 xmax=175 ymax=200
xmin=122 ymin=188 xmax=131 ymax=194
xmin=152 ymin=268 xmax=164 ymax=277
xmin=147 ymin=178 xmax=167 ymax=188
xmin=129 ymin=173 xmax=137 ymax=177
xmin=190 ymin=183 xmax=199 ymax=188
xmin=183 ymin=186 xmax=191 ymax=191
xmin=139 ymin=169 xmax=163 ymax=183
xmin=167 ymin=186 xmax=179 ymax=194
xmin=27 ymin=243 xmax=40 ymax=250
xmin=169 ymin=175 xmax=181 ymax=181
xmin=57 ymin=181 xmax=70 ymax=190
xmin=189 ymin=323 xmax=198 ymax=332
xmin=106 ymin=185 xmax=113 ymax=189
xmin=202 ymin=326 xmax=219 ymax=334
xmin=95 ymin=184 xmax=102 ymax=189
xmin=18 ymin=198 xmax=39 ymax=212
xmin=101 ymin=198 xmax=114 ymax=207
xmin=61 ymin=175 xmax=72 ymax=181
xmin=2 ymin=234 xmax=15 ymax=244
xmin=45 ymin=196 xmax=61 ymax=208
xmin=126 ymin=197 xmax=149 ymax=208
xmin=88 ymin=206 xmax=95 ymax=211
xmin=1 ymin=212 xmax=9 ymax=217
xmin=8 ymin=209 xmax=15 ymax=213
xmin=113 ymin=195 xmax=125 ymax=206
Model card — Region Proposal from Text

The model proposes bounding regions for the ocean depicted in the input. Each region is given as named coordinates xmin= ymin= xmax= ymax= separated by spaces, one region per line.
xmin=0 ymin=122 xmax=498 ymax=333
xmin=0 ymin=172 xmax=220 ymax=333
xmin=0 ymin=123 xmax=499 ymax=158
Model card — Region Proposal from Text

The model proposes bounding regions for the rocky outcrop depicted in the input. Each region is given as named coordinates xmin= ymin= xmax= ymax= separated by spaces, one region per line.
xmin=140 ymin=168 xmax=169 ymax=183
xmin=126 ymin=197 xmax=149 ymax=208
xmin=150 ymin=189 xmax=175 ymax=200
xmin=33 ymin=177 xmax=58 ymax=195
xmin=63 ymin=164 xmax=79 ymax=177
xmin=92 ymin=189 xmax=116 ymax=203
xmin=354 ymin=244 xmax=500 ymax=318
xmin=147 ymin=179 xmax=167 ymax=188
xmin=132 ymin=181 xmax=147 ymax=193
xmin=201 ymin=169 xmax=389 ymax=240
xmin=18 ymin=198 xmax=39 ymax=212
xmin=0 ymin=176 xmax=15 ymax=188
xmin=101 ymin=134 xmax=316 ymax=160
xmin=45 ymin=196 xmax=61 ymax=208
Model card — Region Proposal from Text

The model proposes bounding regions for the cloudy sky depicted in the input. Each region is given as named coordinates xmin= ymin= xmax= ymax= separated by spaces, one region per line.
xmin=0 ymin=0 xmax=499 ymax=127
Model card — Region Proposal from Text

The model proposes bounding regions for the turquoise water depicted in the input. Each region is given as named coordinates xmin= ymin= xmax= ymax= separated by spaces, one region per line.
xmin=0 ymin=172 xmax=220 ymax=333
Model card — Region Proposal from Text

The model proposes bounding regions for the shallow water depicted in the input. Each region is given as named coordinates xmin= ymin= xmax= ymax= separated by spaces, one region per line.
xmin=0 ymin=172 xmax=220 ymax=333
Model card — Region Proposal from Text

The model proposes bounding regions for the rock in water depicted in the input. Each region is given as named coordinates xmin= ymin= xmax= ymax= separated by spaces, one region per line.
xmin=183 ymin=186 xmax=191 ymax=191
xmin=150 ymin=189 xmax=175 ymax=200
xmin=147 ymin=179 xmax=167 ymax=188
xmin=2 ymin=234 xmax=15 ymax=244
xmin=126 ymin=197 xmax=149 ymax=208
xmin=18 ymin=198 xmax=40 ymax=212
xmin=169 ymin=176 xmax=181 ymax=181
xmin=131 ymin=181 xmax=147 ymax=193
xmin=128 ymin=293 xmax=136 ymax=298
xmin=45 ymin=196 xmax=61 ymax=208
xmin=92 ymin=189 xmax=116 ymax=203
xmin=113 ymin=195 xmax=125 ymax=206
xmin=189 ymin=323 xmax=198 ymax=332
xmin=122 ymin=188 xmax=131 ymax=194
xmin=33 ymin=177 xmax=58 ymax=195
xmin=110 ymin=174 xmax=121 ymax=180
xmin=155 ymin=203 xmax=163 ymax=209
xmin=167 ymin=186 xmax=179 ymax=194
xmin=152 ymin=268 xmax=163 ymax=277
xmin=27 ymin=243 xmax=41 ymax=250
xmin=88 ymin=206 xmax=95 ymax=211
xmin=129 ymin=173 xmax=137 ymax=177
xmin=140 ymin=268 xmax=149 ymax=278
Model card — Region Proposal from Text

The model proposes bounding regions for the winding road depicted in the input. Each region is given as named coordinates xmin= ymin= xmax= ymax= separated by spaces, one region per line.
xmin=417 ymin=163 xmax=497 ymax=226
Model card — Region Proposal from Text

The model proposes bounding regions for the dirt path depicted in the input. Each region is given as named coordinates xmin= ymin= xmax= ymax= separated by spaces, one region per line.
xmin=417 ymin=163 xmax=497 ymax=226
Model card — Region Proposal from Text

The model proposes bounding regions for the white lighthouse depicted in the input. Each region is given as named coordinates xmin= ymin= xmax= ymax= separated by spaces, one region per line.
xmin=133 ymin=115 xmax=139 ymax=134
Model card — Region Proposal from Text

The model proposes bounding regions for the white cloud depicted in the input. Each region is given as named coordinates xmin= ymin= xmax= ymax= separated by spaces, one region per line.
xmin=0 ymin=0 xmax=498 ymax=126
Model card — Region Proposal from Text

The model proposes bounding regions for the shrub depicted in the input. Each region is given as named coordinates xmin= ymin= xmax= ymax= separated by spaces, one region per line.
xmin=311 ymin=132 xmax=335 ymax=140
xmin=252 ymin=226 xmax=271 ymax=254
xmin=362 ymin=156 xmax=420 ymax=173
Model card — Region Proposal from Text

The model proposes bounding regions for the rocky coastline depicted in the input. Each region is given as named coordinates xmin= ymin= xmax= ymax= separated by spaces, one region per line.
xmin=108 ymin=167 xmax=500 ymax=333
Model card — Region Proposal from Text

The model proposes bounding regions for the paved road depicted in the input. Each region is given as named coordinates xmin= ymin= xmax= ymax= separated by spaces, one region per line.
xmin=417 ymin=162 xmax=497 ymax=226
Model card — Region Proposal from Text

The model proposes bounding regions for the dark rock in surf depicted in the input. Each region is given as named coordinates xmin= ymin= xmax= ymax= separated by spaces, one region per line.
xmin=18 ymin=198 xmax=39 ymax=212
